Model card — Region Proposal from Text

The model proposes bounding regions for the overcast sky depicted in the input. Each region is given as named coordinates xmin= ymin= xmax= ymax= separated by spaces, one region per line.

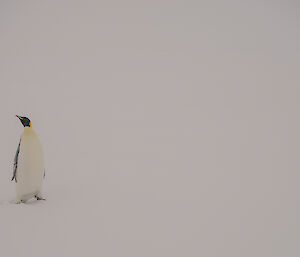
xmin=0 ymin=1 xmax=300 ymax=257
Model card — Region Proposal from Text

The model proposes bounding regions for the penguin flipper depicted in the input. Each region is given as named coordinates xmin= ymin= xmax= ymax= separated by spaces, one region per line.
xmin=12 ymin=139 xmax=21 ymax=182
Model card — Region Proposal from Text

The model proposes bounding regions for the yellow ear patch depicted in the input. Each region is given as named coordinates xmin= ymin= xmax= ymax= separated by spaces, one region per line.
xmin=30 ymin=121 xmax=32 ymax=127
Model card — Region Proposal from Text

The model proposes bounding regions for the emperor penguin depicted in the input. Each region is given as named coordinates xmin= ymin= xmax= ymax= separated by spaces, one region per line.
xmin=12 ymin=115 xmax=45 ymax=203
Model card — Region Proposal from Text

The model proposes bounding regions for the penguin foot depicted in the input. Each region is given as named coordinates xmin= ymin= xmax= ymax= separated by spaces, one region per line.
xmin=35 ymin=195 xmax=46 ymax=201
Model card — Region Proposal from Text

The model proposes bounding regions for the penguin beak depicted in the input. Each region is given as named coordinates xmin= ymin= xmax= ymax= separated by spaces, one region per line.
xmin=16 ymin=115 xmax=23 ymax=120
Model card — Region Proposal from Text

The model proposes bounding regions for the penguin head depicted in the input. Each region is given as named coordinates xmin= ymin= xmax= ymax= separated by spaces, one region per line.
xmin=16 ymin=115 xmax=32 ymax=127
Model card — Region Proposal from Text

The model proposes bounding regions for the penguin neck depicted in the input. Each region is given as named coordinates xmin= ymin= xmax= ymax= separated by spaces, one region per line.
xmin=23 ymin=127 xmax=34 ymax=134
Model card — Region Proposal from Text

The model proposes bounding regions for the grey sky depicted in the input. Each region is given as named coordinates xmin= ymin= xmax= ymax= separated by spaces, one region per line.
xmin=0 ymin=1 xmax=299 ymax=257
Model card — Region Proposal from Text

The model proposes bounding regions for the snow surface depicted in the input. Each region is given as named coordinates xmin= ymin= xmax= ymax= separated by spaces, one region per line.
xmin=0 ymin=1 xmax=300 ymax=257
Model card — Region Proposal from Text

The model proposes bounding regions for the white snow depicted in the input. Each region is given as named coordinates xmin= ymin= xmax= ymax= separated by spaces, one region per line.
xmin=0 ymin=1 xmax=300 ymax=257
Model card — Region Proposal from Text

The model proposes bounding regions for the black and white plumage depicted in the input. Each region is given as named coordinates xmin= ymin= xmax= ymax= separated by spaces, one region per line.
xmin=11 ymin=139 xmax=20 ymax=182
xmin=13 ymin=115 xmax=45 ymax=203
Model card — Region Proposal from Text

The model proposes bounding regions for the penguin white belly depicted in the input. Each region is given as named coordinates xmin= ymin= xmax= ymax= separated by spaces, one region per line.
xmin=16 ymin=128 xmax=44 ymax=202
